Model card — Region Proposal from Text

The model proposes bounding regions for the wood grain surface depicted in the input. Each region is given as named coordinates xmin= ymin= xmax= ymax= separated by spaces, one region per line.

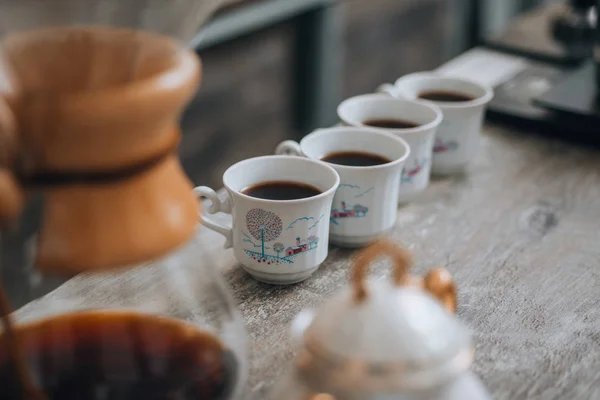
xmin=14 ymin=124 xmax=600 ymax=399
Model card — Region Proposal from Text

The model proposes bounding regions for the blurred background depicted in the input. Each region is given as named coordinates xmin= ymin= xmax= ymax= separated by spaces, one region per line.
xmin=5 ymin=0 xmax=592 ymax=306
xmin=182 ymin=0 xmax=563 ymax=188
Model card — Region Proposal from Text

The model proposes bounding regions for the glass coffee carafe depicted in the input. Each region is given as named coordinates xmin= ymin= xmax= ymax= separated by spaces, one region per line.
xmin=0 ymin=1 xmax=248 ymax=399
xmin=0 ymin=242 xmax=248 ymax=400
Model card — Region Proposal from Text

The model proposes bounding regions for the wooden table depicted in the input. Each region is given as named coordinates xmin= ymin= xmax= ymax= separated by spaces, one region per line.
xmin=15 ymin=124 xmax=600 ymax=399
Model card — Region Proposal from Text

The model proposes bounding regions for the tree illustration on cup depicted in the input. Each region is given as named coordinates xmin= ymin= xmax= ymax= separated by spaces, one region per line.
xmin=246 ymin=208 xmax=282 ymax=259
xmin=243 ymin=208 xmax=320 ymax=265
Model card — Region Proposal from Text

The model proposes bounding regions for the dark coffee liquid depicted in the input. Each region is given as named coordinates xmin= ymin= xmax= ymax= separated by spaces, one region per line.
xmin=363 ymin=118 xmax=420 ymax=129
xmin=242 ymin=181 xmax=321 ymax=200
xmin=418 ymin=90 xmax=475 ymax=102
xmin=322 ymin=151 xmax=390 ymax=167
xmin=0 ymin=312 xmax=238 ymax=400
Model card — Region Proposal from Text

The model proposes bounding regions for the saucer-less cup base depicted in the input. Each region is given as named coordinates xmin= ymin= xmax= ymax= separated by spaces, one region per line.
xmin=241 ymin=265 xmax=319 ymax=285
xmin=277 ymin=127 xmax=410 ymax=247
xmin=433 ymin=162 xmax=470 ymax=176
xmin=196 ymin=156 xmax=340 ymax=285
xmin=337 ymin=95 xmax=442 ymax=204
xmin=329 ymin=225 xmax=394 ymax=248
xmin=391 ymin=73 xmax=493 ymax=175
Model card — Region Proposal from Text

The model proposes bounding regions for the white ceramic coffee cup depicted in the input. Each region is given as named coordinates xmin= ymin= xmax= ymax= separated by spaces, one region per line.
xmin=337 ymin=94 xmax=442 ymax=204
xmin=196 ymin=156 xmax=339 ymax=285
xmin=276 ymin=127 xmax=410 ymax=247
xmin=381 ymin=72 xmax=493 ymax=175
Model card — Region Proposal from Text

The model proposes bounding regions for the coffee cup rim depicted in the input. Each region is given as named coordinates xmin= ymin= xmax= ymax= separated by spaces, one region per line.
xmin=337 ymin=94 xmax=443 ymax=135
xmin=300 ymin=126 xmax=411 ymax=171
xmin=393 ymin=72 xmax=494 ymax=109
xmin=223 ymin=155 xmax=340 ymax=204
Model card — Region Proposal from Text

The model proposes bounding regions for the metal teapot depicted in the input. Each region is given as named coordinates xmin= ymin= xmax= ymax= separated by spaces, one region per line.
xmin=270 ymin=240 xmax=490 ymax=400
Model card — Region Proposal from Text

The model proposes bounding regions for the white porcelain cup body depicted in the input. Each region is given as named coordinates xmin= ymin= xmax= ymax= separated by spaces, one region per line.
xmin=196 ymin=156 xmax=339 ymax=285
xmin=337 ymin=94 xmax=442 ymax=203
xmin=276 ymin=127 xmax=410 ymax=247
xmin=391 ymin=72 xmax=493 ymax=175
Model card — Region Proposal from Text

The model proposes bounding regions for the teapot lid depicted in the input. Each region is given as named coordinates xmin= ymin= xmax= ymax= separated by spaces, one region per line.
xmin=297 ymin=241 xmax=473 ymax=392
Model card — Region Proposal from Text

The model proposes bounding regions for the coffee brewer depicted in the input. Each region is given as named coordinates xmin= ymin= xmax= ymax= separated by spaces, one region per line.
xmin=271 ymin=241 xmax=490 ymax=400
xmin=552 ymin=0 xmax=597 ymax=61
xmin=0 ymin=1 xmax=247 ymax=399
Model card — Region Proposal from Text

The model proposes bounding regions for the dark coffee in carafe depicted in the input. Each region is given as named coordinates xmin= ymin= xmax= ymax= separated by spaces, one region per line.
xmin=0 ymin=312 xmax=238 ymax=400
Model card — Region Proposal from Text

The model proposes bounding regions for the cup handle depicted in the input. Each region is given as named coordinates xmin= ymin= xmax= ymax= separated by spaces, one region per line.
xmin=377 ymin=83 xmax=413 ymax=101
xmin=194 ymin=186 xmax=234 ymax=249
xmin=376 ymin=83 xmax=398 ymax=96
xmin=275 ymin=140 xmax=302 ymax=156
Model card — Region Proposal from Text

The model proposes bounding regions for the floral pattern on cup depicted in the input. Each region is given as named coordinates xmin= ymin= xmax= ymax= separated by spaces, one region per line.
xmin=329 ymin=184 xmax=373 ymax=226
xmin=390 ymin=72 xmax=493 ymax=174
xmin=433 ymin=139 xmax=459 ymax=154
xmin=243 ymin=208 xmax=324 ymax=265
xmin=401 ymin=158 xmax=428 ymax=184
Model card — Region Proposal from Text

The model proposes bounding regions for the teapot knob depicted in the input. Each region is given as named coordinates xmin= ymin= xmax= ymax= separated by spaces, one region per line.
xmin=423 ymin=268 xmax=457 ymax=314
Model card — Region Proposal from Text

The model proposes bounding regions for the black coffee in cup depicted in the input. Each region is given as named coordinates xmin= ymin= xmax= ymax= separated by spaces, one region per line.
xmin=322 ymin=151 xmax=390 ymax=167
xmin=362 ymin=118 xmax=420 ymax=129
xmin=418 ymin=90 xmax=475 ymax=102
xmin=242 ymin=181 xmax=321 ymax=200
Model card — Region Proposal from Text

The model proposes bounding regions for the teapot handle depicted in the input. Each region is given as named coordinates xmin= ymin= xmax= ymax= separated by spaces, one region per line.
xmin=351 ymin=240 xmax=413 ymax=302
xmin=351 ymin=240 xmax=458 ymax=313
